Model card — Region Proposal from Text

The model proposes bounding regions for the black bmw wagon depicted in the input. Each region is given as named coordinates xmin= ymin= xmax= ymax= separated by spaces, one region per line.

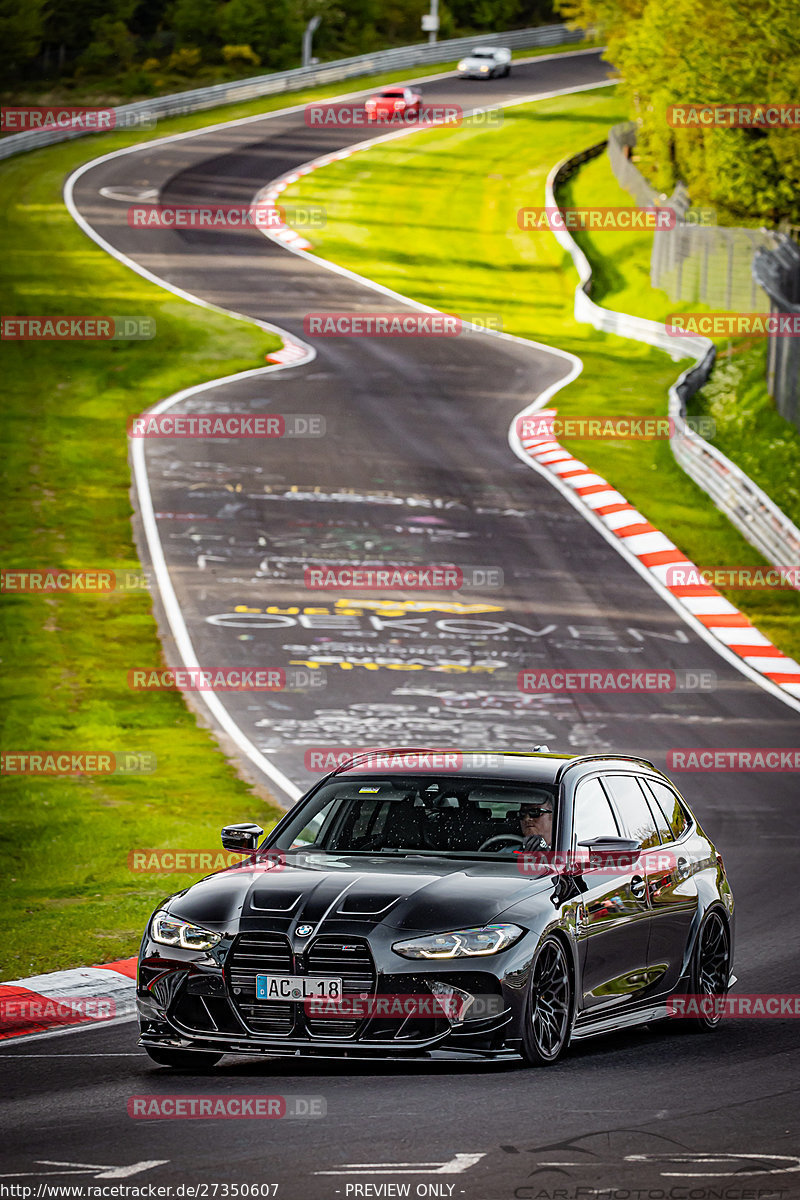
xmin=137 ymin=750 xmax=735 ymax=1068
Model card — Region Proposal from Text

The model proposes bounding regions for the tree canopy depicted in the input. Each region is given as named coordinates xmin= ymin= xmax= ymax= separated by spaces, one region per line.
xmin=557 ymin=0 xmax=800 ymax=224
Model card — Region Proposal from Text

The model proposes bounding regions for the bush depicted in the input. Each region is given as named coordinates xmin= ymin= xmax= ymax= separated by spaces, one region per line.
xmin=121 ymin=69 xmax=157 ymax=97
xmin=167 ymin=46 xmax=202 ymax=72
xmin=222 ymin=44 xmax=261 ymax=67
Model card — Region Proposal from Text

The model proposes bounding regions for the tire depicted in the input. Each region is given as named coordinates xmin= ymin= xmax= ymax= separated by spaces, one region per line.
xmin=521 ymin=935 xmax=573 ymax=1065
xmin=681 ymin=909 xmax=731 ymax=1033
xmin=144 ymin=1046 xmax=223 ymax=1069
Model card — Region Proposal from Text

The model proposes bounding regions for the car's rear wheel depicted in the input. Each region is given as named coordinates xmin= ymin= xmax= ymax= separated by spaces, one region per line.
xmin=521 ymin=936 xmax=573 ymax=1065
xmin=683 ymin=909 xmax=731 ymax=1033
xmin=144 ymin=1047 xmax=223 ymax=1069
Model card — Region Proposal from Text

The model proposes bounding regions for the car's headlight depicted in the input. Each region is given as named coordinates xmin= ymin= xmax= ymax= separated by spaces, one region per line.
xmin=392 ymin=924 xmax=524 ymax=959
xmin=480 ymin=65 xmax=489 ymax=71
xmin=458 ymin=60 xmax=468 ymax=69
xmin=150 ymin=910 xmax=223 ymax=951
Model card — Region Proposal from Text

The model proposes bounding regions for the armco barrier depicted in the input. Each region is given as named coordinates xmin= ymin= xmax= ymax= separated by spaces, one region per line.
xmin=0 ymin=25 xmax=578 ymax=161
xmin=546 ymin=143 xmax=800 ymax=573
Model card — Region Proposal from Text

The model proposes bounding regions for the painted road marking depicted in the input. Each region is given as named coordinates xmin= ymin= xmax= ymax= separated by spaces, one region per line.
xmin=315 ymin=1152 xmax=486 ymax=1175
xmin=0 ymin=1162 xmax=168 ymax=1179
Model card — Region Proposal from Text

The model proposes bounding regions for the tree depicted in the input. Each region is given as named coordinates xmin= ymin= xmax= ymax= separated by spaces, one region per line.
xmin=0 ymin=0 xmax=45 ymax=75
xmin=169 ymin=0 xmax=221 ymax=51
xmin=556 ymin=0 xmax=800 ymax=223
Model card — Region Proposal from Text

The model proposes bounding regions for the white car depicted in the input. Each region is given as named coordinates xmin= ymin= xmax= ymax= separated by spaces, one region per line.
xmin=456 ymin=46 xmax=511 ymax=79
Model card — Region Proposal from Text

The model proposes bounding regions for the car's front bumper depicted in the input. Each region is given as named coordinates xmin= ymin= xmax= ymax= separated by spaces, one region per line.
xmin=137 ymin=928 xmax=524 ymax=1059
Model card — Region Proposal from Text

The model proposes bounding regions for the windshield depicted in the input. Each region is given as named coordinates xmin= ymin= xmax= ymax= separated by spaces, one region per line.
xmin=381 ymin=90 xmax=406 ymax=98
xmin=271 ymin=776 xmax=558 ymax=857
xmin=470 ymin=51 xmax=494 ymax=58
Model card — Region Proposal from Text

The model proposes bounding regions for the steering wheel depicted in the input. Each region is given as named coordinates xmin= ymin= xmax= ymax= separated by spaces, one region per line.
xmin=479 ymin=833 xmax=524 ymax=852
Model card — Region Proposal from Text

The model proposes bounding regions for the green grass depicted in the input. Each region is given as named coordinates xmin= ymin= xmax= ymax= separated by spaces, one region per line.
xmin=0 ymin=140 xmax=289 ymax=981
xmin=688 ymin=341 xmax=800 ymax=529
xmin=279 ymin=87 xmax=800 ymax=661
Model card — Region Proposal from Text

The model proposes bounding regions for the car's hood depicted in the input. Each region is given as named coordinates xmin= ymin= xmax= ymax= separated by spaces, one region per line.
xmin=165 ymin=852 xmax=556 ymax=934
xmin=461 ymin=56 xmax=494 ymax=66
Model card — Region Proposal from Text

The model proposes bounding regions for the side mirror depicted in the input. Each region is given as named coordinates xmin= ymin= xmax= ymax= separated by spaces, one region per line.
xmin=221 ymin=822 xmax=264 ymax=852
xmin=577 ymin=836 xmax=641 ymax=871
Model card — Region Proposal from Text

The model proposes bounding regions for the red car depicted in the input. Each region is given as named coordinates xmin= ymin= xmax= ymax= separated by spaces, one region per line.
xmin=365 ymin=87 xmax=422 ymax=122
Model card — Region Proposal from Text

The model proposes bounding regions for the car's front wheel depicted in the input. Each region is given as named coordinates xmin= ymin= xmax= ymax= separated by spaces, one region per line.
xmin=144 ymin=1047 xmax=223 ymax=1069
xmin=521 ymin=935 xmax=573 ymax=1065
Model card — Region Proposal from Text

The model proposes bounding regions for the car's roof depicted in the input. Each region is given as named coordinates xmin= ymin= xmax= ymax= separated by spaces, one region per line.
xmin=330 ymin=749 xmax=659 ymax=786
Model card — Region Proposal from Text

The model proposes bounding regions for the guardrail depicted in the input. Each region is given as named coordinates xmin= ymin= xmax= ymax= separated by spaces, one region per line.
xmin=546 ymin=143 xmax=800 ymax=571
xmin=0 ymin=24 xmax=579 ymax=161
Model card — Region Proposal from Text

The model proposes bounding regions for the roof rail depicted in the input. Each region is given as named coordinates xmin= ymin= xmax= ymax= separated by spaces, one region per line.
xmin=328 ymin=746 xmax=570 ymax=776
xmin=555 ymin=753 xmax=657 ymax=783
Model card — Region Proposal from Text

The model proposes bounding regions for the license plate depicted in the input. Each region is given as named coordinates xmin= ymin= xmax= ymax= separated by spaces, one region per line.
xmin=255 ymin=974 xmax=343 ymax=1001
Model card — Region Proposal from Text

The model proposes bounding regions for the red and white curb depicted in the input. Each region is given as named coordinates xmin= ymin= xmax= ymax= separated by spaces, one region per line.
xmin=517 ymin=410 xmax=800 ymax=701
xmin=0 ymin=959 xmax=137 ymax=1041
xmin=265 ymin=339 xmax=309 ymax=365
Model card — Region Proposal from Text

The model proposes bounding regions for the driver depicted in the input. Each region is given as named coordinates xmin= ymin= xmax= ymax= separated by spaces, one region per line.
xmin=518 ymin=795 xmax=554 ymax=851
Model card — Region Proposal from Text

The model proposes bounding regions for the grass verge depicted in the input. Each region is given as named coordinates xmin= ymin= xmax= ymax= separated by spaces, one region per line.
xmin=279 ymin=87 xmax=800 ymax=661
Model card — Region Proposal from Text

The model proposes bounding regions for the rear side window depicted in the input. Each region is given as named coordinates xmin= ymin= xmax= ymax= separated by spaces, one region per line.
xmin=603 ymin=775 xmax=660 ymax=849
xmin=572 ymin=777 xmax=620 ymax=845
xmin=646 ymin=780 xmax=690 ymax=841
xmin=642 ymin=785 xmax=672 ymax=844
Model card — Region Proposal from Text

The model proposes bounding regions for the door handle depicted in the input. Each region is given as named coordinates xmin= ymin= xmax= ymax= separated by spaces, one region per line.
xmin=676 ymin=857 xmax=689 ymax=880
xmin=631 ymin=875 xmax=647 ymax=900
